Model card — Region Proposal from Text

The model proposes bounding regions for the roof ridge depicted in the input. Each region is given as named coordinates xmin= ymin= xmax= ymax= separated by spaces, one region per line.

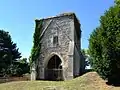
xmin=35 ymin=12 xmax=75 ymax=21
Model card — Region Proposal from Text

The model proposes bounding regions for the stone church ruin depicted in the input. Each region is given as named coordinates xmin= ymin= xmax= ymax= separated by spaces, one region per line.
xmin=31 ymin=13 xmax=85 ymax=81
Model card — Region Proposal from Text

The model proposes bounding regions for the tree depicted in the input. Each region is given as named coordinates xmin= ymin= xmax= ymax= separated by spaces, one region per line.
xmin=18 ymin=58 xmax=30 ymax=75
xmin=81 ymin=49 xmax=90 ymax=68
xmin=115 ymin=0 xmax=120 ymax=4
xmin=7 ymin=58 xmax=30 ymax=77
xmin=19 ymin=58 xmax=27 ymax=64
xmin=89 ymin=1 xmax=120 ymax=84
xmin=0 ymin=30 xmax=21 ymax=75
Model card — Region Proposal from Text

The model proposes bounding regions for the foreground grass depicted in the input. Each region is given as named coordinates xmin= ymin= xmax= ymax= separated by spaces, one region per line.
xmin=0 ymin=72 xmax=119 ymax=90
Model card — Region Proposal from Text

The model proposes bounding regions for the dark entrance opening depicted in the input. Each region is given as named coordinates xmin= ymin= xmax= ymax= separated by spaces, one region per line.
xmin=45 ymin=55 xmax=63 ymax=81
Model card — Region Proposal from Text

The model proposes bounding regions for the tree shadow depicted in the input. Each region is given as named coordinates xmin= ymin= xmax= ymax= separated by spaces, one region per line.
xmin=106 ymin=76 xmax=120 ymax=87
xmin=0 ymin=76 xmax=30 ymax=84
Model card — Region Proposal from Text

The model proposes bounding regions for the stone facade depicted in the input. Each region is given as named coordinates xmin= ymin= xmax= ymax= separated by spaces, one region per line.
xmin=31 ymin=13 xmax=85 ymax=81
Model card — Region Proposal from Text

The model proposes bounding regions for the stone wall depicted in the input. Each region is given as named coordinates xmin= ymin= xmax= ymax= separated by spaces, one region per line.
xmin=38 ymin=15 xmax=75 ymax=80
xmin=73 ymin=18 xmax=81 ymax=77
xmin=31 ymin=13 xmax=84 ymax=81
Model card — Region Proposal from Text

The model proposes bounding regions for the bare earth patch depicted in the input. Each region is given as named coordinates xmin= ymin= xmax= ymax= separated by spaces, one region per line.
xmin=0 ymin=72 xmax=120 ymax=90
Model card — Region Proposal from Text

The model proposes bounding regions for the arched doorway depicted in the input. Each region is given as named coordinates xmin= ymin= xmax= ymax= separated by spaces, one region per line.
xmin=45 ymin=55 xmax=63 ymax=81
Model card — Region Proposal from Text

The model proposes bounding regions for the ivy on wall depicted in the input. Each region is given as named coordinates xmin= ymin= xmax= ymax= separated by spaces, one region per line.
xmin=30 ymin=19 xmax=43 ymax=64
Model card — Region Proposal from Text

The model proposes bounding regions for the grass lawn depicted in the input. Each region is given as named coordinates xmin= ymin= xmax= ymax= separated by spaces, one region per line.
xmin=0 ymin=72 xmax=119 ymax=90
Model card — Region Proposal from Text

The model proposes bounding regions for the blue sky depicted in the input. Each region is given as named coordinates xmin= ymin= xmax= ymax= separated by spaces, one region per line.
xmin=0 ymin=0 xmax=114 ymax=58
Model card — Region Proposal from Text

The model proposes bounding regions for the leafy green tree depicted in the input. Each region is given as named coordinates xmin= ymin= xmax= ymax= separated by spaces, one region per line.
xmin=115 ymin=0 xmax=120 ymax=4
xmin=89 ymin=1 xmax=120 ymax=83
xmin=81 ymin=49 xmax=90 ymax=67
xmin=18 ymin=58 xmax=30 ymax=75
xmin=19 ymin=58 xmax=27 ymax=64
xmin=4 ymin=58 xmax=30 ymax=77
xmin=0 ymin=30 xmax=21 ymax=75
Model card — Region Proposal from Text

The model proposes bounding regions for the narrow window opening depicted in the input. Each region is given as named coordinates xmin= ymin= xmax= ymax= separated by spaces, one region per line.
xmin=53 ymin=36 xmax=58 ymax=46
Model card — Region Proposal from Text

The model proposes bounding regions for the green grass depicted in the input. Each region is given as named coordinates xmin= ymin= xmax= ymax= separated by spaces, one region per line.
xmin=0 ymin=72 xmax=118 ymax=90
